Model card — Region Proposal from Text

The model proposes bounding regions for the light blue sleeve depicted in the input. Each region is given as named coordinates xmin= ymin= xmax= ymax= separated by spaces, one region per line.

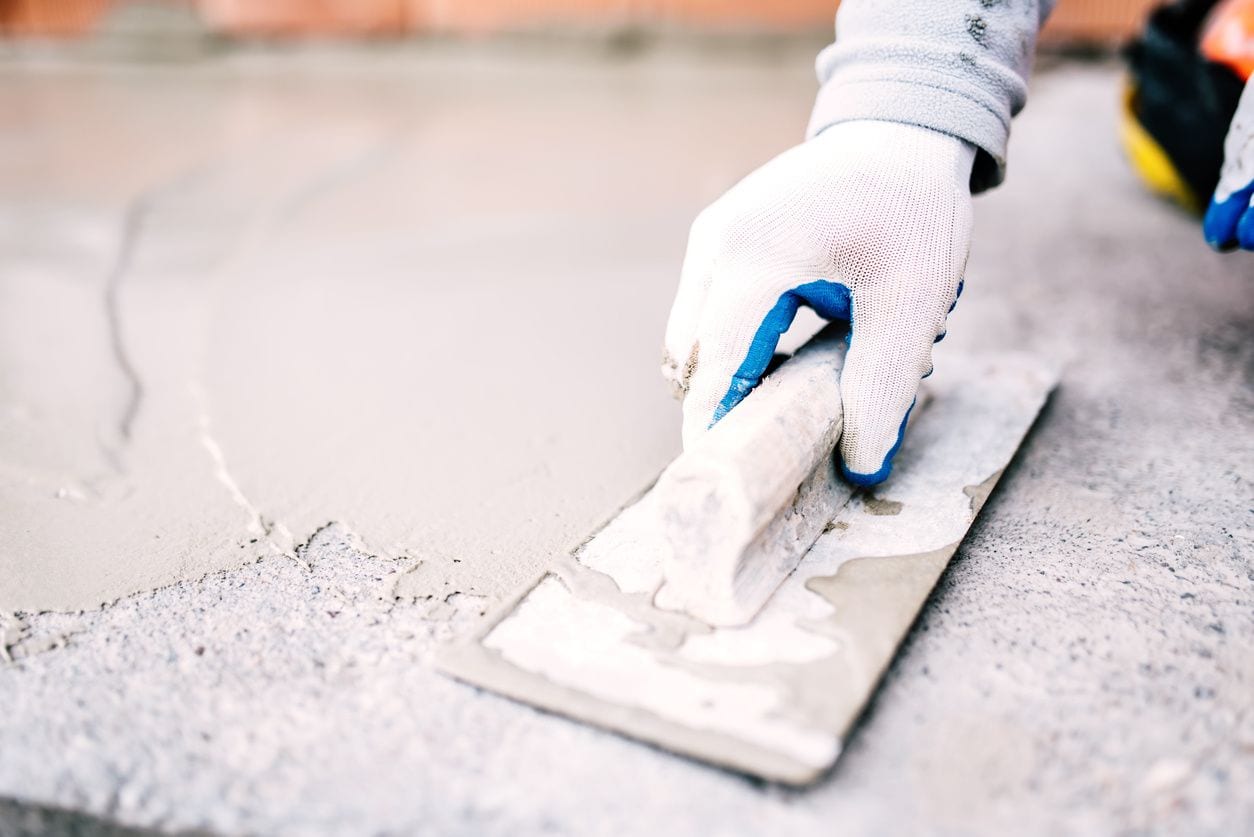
xmin=808 ymin=0 xmax=1058 ymax=192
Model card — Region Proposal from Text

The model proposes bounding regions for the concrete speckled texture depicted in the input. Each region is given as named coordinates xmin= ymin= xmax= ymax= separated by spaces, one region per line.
xmin=2 ymin=44 xmax=1252 ymax=835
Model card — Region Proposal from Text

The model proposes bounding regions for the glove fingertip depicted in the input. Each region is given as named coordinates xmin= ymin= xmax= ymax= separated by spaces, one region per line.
xmin=838 ymin=399 xmax=916 ymax=488
xmin=840 ymin=458 xmax=894 ymax=488
xmin=1236 ymin=206 xmax=1254 ymax=251
xmin=1203 ymin=199 xmax=1236 ymax=250
xmin=1204 ymin=185 xmax=1254 ymax=251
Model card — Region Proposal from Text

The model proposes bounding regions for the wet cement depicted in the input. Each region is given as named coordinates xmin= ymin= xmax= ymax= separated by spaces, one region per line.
xmin=0 ymin=49 xmax=773 ymax=611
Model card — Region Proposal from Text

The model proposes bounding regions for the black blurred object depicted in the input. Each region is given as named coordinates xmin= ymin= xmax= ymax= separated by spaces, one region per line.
xmin=1124 ymin=0 xmax=1246 ymax=209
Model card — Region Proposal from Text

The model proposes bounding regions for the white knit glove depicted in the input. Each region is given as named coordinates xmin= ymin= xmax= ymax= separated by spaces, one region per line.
xmin=663 ymin=120 xmax=976 ymax=486
xmin=1204 ymin=77 xmax=1254 ymax=251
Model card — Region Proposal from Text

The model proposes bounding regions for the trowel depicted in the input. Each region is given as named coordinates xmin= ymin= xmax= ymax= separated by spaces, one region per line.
xmin=438 ymin=328 xmax=1056 ymax=784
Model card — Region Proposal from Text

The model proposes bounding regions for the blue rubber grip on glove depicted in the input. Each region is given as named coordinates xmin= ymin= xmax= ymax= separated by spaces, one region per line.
xmin=712 ymin=279 xmax=957 ymax=488
xmin=1203 ymin=181 xmax=1254 ymax=251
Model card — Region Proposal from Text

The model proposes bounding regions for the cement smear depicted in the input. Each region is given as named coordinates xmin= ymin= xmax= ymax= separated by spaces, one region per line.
xmin=440 ymin=354 xmax=1056 ymax=782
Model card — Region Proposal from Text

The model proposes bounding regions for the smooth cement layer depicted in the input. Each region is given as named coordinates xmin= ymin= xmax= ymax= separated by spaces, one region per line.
xmin=0 ymin=62 xmax=747 ymax=612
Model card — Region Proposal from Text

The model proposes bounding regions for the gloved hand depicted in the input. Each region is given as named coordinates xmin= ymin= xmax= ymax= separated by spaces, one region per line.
xmin=1204 ymin=78 xmax=1254 ymax=251
xmin=663 ymin=120 xmax=976 ymax=487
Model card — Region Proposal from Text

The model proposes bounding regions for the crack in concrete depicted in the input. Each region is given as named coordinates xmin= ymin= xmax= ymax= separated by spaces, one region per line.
xmin=274 ymin=133 xmax=405 ymax=226
xmin=101 ymin=199 xmax=149 ymax=469
xmin=191 ymin=385 xmax=302 ymax=569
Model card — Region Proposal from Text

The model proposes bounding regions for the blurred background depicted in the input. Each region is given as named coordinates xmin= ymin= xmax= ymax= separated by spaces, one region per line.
xmin=1 ymin=0 xmax=1159 ymax=43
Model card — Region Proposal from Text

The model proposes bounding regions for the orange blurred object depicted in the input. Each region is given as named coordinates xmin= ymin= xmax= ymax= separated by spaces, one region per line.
xmin=0 ymin=0 xmax=109 ymax=36
xmin=1041 ymin=0 xmax=1158 ymax=41
xmin=1201 ymin=0 xmax=1254 ymax=79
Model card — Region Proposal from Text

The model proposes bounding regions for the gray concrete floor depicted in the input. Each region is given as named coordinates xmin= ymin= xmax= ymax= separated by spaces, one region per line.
xmin=1 ymin=40 xmax=1252 ymax=836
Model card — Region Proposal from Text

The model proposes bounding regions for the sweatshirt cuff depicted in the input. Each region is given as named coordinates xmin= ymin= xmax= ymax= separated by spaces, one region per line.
xmin=807 ymin=72 xmax=1013 ymax=193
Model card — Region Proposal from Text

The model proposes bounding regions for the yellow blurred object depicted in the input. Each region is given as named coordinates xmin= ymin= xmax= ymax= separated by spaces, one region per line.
xmin=1119 ymin=81 xmax=1203 ymax=213
xmin=1201 ymin=0 xmax=1254 ymax=80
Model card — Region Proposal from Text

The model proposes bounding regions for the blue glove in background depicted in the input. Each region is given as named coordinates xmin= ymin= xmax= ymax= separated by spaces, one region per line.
xmin=1203 ymin=183 xmax=1254 ymax=250
xmin=1204 ymin=77 xmax=1254 ymax=251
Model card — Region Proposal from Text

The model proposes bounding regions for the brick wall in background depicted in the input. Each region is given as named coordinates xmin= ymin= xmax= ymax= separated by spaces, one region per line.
xmin=1043 ymin=0 xmax=1161 ymax=40
xmin=195 ymin=0 xmax=405 ymax=35
xmin=0 ymin=0 xmax=111 ymax=35
xmin=403 ymin=0 xmax=1163 ymax=37
xmin=2 ymin=0 xmax=1162 ymax=41
xmin=403 ymin=0 xmax=849 ymax=33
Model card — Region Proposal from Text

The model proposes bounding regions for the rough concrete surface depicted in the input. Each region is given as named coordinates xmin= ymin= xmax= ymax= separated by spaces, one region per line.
xmin=0 ymin=40 xmax=1252 ymax=836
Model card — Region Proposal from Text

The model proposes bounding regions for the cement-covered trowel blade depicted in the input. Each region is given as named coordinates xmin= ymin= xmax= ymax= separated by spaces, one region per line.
xmin=438 ymin=352 xmax=1057 ymax=785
